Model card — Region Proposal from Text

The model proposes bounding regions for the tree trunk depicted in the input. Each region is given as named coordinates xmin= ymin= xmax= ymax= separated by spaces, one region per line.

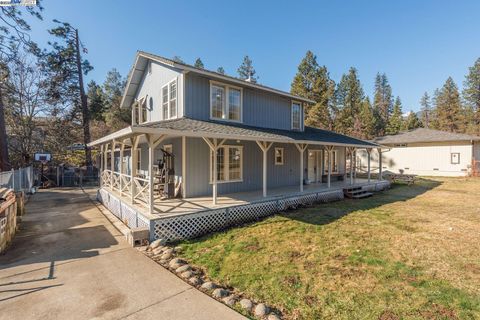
xmin=75 ymin=29 xmax=92 ymax=171
xmin=0 ymin=87 xmax=11 ymax=171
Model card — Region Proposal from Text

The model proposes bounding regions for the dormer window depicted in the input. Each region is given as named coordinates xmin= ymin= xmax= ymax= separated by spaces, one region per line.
xmin=291 ymin=101 xmax=302 ymax=130
xmin=210 ymin=81 xmax=242 ymax=122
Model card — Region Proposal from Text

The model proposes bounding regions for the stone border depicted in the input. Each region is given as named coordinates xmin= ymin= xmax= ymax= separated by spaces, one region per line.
xmin=138 ymin=238 xmax=282 ymax=320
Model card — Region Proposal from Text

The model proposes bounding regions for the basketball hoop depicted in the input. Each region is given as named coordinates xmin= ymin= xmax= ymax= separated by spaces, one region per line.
xmin=34 ymin=153 xmax=52 ymax=164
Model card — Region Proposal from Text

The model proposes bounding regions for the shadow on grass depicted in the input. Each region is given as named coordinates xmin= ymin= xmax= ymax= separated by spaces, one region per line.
xmin=278 ymin=177 xmax=442 ymax=226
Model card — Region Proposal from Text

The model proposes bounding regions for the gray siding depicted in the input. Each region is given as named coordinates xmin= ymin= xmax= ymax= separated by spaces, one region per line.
xmin=185 ymin=138 xmax=344 ymax=198
xmin=184 ymin=73 xmax=304 ymax=131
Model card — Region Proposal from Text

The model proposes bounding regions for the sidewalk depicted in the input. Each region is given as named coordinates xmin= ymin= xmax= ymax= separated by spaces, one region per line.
xmin=0 ymin=188 xmax=245 ymax=320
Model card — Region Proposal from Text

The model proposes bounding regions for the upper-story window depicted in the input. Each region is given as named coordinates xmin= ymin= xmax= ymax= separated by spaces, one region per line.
xmin=291 ymin=101 xmax=302 ymax=130
xmin=161 ymin=79 xmax=177 ymax=120
xmin=210 ymin=81 xmax=242 ymax=122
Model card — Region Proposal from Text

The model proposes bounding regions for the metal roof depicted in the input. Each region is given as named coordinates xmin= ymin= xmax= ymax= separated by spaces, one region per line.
xmin=119 ymin=51 xmax=315 ymax=110
xmin=373 ymin=128 xmax=480 ymax=144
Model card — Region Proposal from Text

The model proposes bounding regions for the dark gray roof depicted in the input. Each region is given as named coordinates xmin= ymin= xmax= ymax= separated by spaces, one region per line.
xmin=138 ymin=117 xmax=377 ymax=147
xmin=373 ymin=128 xmax=480 ymax=144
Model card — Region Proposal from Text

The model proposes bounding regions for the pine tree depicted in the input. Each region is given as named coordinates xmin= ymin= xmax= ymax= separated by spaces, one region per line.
xmin=194 ymin=58 xmax=204 ymax=69
xmin=463 ymin=57 xmax=480 ymax=134
xmin=237 ymin=55 xmax=258 ymax=82
xmin=404 ymin=111 xmax=422 ymax=130
xmin=433 ymin=77 xmax=463 ymax=132
xmin=216 ymin=67 xmax=225 ymax=74
xmin=420 ymin=92 xmax=431 ymax=128
xmin=172 ymin=56 xmax=184 ymax=63
xmin=373 ymin=73 xmax=393 ymax=136
xmin=358 ymin=97 xmax=376 ymax=139
xmin=386 ymin=96 xmax=404 ymax=134
xmin=334 ymin=67 xmax=364 ymax=136
xmin=87 ymin=81 xmax=105 ymax=121
xmin=291 ymin=51 xmax=335 ymax=129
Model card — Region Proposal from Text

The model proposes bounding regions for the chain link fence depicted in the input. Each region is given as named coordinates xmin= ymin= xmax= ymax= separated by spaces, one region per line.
xmin=0 ymin=166 xmax=34 ymax=193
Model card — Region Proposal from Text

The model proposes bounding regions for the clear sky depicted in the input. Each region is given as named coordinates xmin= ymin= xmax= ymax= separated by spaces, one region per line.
xmin=28 ymin=0 xmax=480 ymax=112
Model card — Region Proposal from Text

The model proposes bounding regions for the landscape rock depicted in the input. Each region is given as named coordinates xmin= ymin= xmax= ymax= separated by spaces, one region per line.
xmin=175 ymin=264 xmax=192 ymax=273
xmin=268 ymin=314 xmax=281 ymax=320
xmin=254 ymin=303 xmax=269 ymax=317
xmin=160 ymin=252 xmax=173 ymax=260
xmin=168 ymin=258 xmax=186 ymax=269
xmin=188 ymin=276 xmax=203 ymax=286
xmin=162 ymin=248 xmax=174 ymax=255
xmin=152 ymin=247 xmax=164 ymax=255
xmin=239 ymin=299 xmax=253 ymax=311
xmin=201 ymin=281 xmax=217 ymax=290
xmin=222 ymin=295 xmax=237 ymax=306
xmin=212 ymin=288 xmax=229 ymax=299
xmin=181 ymin=270 xmax=194 ymax=279
xmin=174 ymin=246 xmax=183 ymax=252
xmin=149 ymin=238 xmax=166 ymax=250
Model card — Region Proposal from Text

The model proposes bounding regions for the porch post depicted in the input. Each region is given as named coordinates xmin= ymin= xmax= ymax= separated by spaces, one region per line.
xmin=295 ymin=143 xmax=308 ymax=192
xmin=148 ymin=136 xmax=155 ymax=214
xmin=349 ymin=147 xmax=354 ymax=185
xmin=99 ymin=144 xmax=104 ymax=188
xmin=119 ymin=143 xmax=125 ymax=196
xmin=111 ymin=140 xmax=116 ymax=189
xmin=203 ymin=137 xmax=226 ymax=205
xmin=377 ymin=147 xmax=383 ymax=181
xmin=326 ymin=146 xmax=333 ymax=188
xmin=182 ymin=136 xmax=187 ymax=199
xmin=256 ymin=141 xmax=273 ymax=197
xmin=130 ymin=136 xmax=139 ymax=204
xmin=367 ymin=148 xmax=372 ymax=183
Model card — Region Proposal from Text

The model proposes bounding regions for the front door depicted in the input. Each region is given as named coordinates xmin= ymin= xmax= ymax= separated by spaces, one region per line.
xmin=308 ymin=151 xmax=316 ymax=182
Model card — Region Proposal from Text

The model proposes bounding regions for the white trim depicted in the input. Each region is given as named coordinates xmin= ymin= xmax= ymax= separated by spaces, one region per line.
xmin=324 ymin=149 xmax=338 ymax=174
xmin=209 ymin=80 xmax=243 ymax=123
xmin=291 ymin=101 xmax=302 ymax=130
xmin=274 ymin=147 xmax=284 ymax=165
xmin=209 ymin=145 xmax=244 ymax=184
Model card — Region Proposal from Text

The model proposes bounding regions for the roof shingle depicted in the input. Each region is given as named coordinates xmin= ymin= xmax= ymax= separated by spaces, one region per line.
xmin=373 ymin=128 xmax=480 ymax=144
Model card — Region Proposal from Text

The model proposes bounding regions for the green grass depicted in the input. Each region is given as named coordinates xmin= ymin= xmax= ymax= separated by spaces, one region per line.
xmin=177 ymin=178 xmax=480 ymax=319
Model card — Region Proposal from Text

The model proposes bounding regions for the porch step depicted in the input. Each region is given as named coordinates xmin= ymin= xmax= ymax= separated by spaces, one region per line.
xmin=343 ymin=187 xmax=373 ymax=199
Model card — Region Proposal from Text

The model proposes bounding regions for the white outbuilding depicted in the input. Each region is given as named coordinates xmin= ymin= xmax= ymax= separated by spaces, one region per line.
xmin=357 ymin=128 xmax=480 ymax=177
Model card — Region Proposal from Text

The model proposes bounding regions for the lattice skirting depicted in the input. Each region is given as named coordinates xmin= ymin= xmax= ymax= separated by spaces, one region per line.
xmin=151 ymin=189 xmax=348 ymax=242
xmin=97 ymin=188 xmax=149 ymax=229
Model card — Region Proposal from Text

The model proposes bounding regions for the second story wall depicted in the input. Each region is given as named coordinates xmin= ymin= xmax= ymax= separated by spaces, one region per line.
xmin=135 ymin=61 xmax=184 ymax=122
xmin=184 ymin=73 xmax=304 ymax=131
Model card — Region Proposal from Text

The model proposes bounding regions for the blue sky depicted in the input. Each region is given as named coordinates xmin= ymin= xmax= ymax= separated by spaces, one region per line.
xmin=28 ymin=0 xmax=480 ymax=112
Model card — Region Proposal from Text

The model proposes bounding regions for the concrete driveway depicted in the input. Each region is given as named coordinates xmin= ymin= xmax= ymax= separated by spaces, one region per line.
xmin=0 ymin=188 xmax=245 ymax=320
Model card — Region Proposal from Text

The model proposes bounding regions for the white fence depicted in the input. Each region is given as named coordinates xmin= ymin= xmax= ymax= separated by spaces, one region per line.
xmin=0 ymin=167 xmax=34 ymax=193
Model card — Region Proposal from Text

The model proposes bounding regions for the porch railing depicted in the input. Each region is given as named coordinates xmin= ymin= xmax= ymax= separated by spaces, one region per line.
xmin=133 ymin=176 xmax=150 ymax=206
xmin=112 ymin=172 xmax=121 ymax=191
xmin=101 ymin=170 xmax=112 ymax=188
xmin=119 ymin=174 xmax=132 ymax=196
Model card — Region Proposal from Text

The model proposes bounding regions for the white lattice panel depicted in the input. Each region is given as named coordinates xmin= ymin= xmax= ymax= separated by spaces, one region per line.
xmin=152 ymin=209 xmax=227 ymax=242
xmin=228 ymin=200 xmax=278 ymax=226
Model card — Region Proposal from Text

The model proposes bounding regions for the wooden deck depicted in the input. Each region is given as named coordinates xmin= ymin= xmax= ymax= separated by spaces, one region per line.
xmin=104 ymin=178 xmax=382 ymax=218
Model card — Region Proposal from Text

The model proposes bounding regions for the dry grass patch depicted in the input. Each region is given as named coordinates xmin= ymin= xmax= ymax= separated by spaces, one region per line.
xmin=178 ymin=177 xmax=480 ymax=319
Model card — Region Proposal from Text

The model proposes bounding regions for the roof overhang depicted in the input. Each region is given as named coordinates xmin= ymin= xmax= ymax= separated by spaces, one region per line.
xmin=88 ymin=126 xmax=378 ymax=149
xmin=119 ymin=51 xmax=315 ymax=110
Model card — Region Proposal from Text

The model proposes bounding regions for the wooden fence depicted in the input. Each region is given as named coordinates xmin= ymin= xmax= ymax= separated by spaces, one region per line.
xmin=0 ymin=188 xmax=18 ymax=253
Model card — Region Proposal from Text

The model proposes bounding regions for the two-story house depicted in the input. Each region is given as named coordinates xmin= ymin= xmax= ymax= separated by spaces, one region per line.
xmin=89 ymin=51 xmax=388 ymax=242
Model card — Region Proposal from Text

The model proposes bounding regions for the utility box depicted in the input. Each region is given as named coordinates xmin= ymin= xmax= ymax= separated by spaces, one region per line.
xmin=127 ymin=227 xmax=150 ymax=247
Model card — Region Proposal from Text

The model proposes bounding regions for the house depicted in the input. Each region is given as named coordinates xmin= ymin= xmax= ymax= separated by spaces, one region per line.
xmin=88 ymin=51 xmax=389 ymax=242
xmin=357 ymin=128 xmax=480 ymax=177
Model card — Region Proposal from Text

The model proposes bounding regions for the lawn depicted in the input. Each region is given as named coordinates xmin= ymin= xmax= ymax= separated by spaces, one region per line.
xmin=177 ymin=177 xmax=480 ymax=319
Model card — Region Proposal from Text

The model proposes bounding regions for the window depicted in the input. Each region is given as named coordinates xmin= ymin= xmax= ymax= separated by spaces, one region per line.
xmin=210 ymin=82 xmax=242 ymax=122
xmin=210 ymin=146 xmax=243 ymax=183
xmin=324 ymin=150 xmax=338 ymax=173
xmin=275 ymin=147 xmax=284 ymax=165
xmin=291 ymin=101 xmax=302 ymax=130
xmin=161 ymin=79 xmax=177 ymax=120
xmin=451 ymin=153 xmax=460 ymax=164
xmin=136 ymin=149 xmax=141 ymax=174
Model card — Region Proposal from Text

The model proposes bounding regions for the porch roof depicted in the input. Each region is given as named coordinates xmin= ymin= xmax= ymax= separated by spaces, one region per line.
xmin=88 ymin=117 xmax=378 ymax=148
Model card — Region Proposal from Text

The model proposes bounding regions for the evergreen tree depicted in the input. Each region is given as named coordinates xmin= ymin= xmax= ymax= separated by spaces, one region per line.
xmin=87 ymin=81 xmax=105 ymax=121
xmin=373 ymin=73 xmax=393 ymax=136
xmin=404 ymin=111 xmax=422 ymax=130
xmin=358 ymin=97 xmax=376 ymax=139
xmin=463 ymin=57 xmax=480 ymax=134
xmin=172 ymin=56 xmax=184 ymax=63
xmin=432 ymin=77 xmax=463 ymax=132
xmin=237 ymin=55 xmax=257 ymax=82
xmin=216 ymin=67 xmax=225 ymax=74
xmin=102 ymin=69 xmax=129 ymax=131
xmin=420 ymin=92 xmax=431 ymax=128
xmin=386 ymin=96 xmax=403 ymax=134
xmin=291 ymin=51 xmax=335 ymax=129
xmin=334 ymin=67 xmax=364 ymax=136
xmin=194 ymin=58 xmax=204 ymax=69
